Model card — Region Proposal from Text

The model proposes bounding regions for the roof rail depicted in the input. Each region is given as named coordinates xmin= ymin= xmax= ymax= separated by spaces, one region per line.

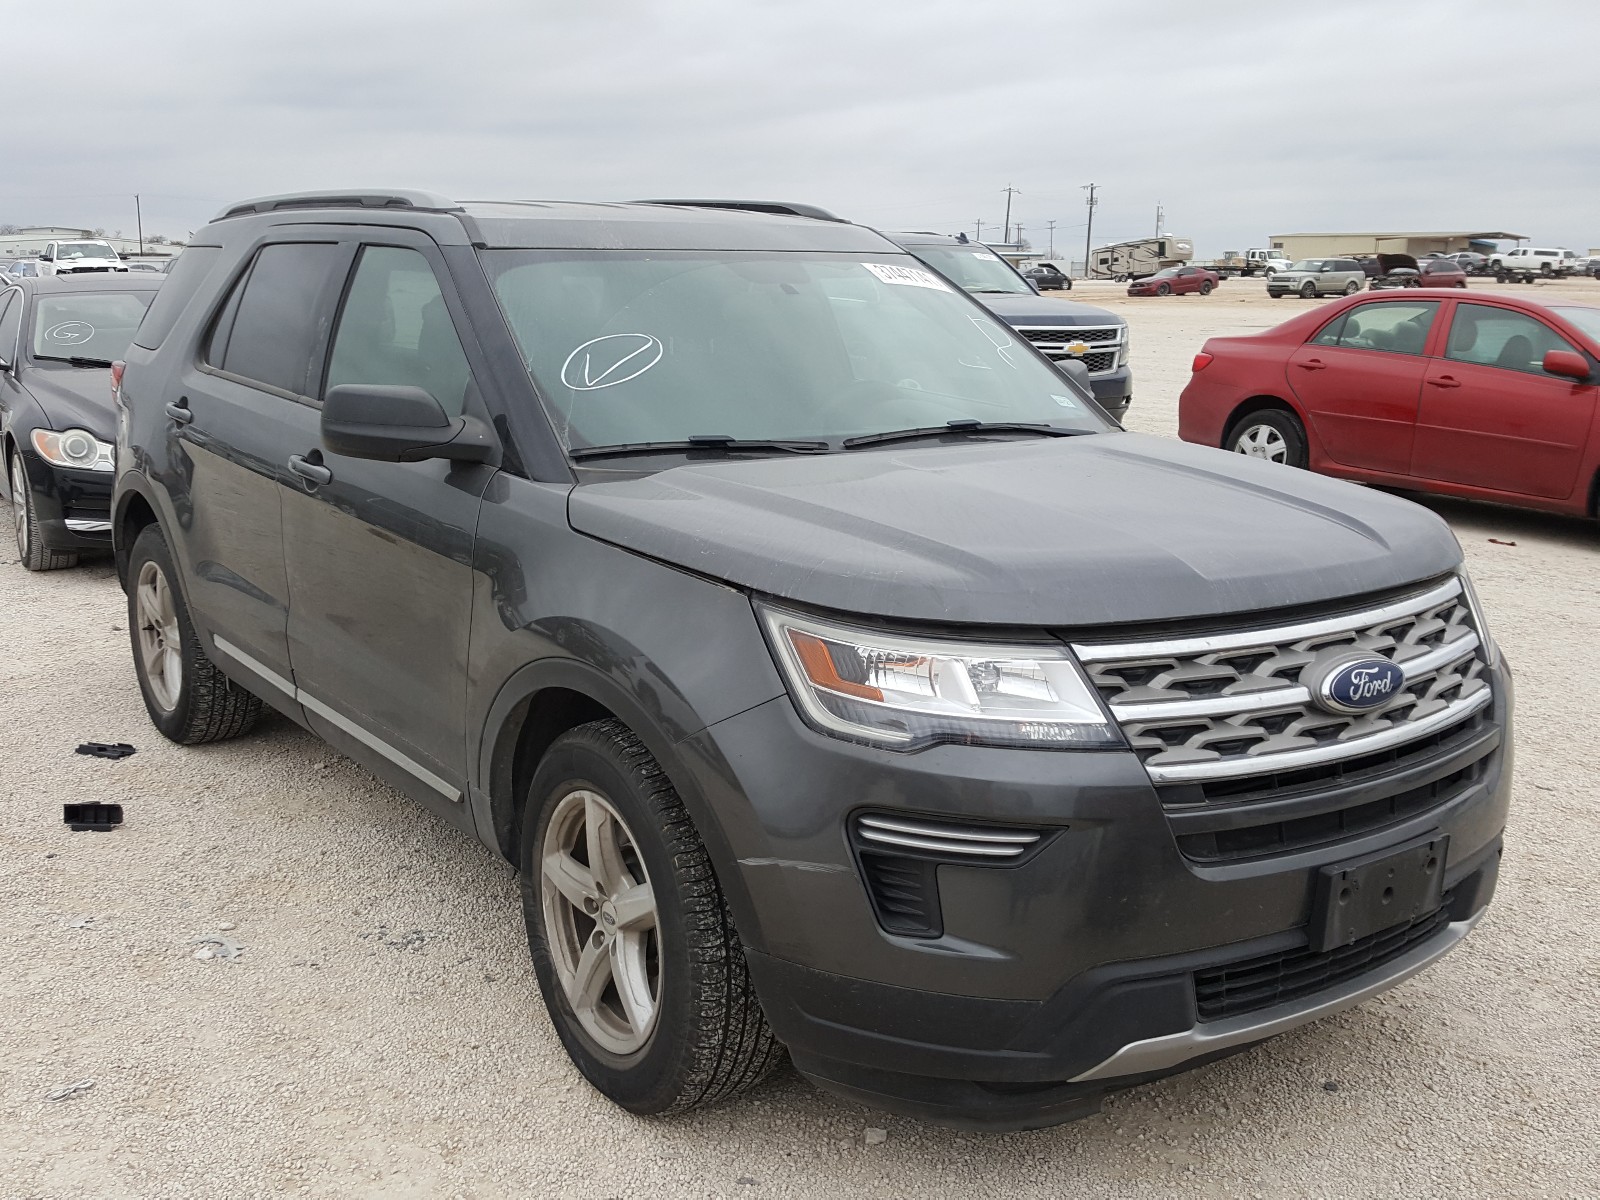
xmin=635 ymin=199 xmax=847 ymax=223
xmin=212 ymin=189 xmax=462 ymax=222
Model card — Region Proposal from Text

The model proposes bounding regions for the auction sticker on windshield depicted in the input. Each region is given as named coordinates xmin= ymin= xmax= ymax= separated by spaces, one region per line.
xmin=862 ymin=263 xmax=951 ymax=291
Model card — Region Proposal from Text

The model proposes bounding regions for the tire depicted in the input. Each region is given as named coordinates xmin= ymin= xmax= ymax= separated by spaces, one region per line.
xmin=1062 ymin=278 xmax=1072 ymax=290
xmin=1156 ymin=282 xmax=1172 ymax=296
xmin=1200 ymin=280 xmax=1214 ymax=295
xmin=1495 ymin=271 xmax=1509 ymax=283
xmin=1300 ymin=282 xmax=1317 ymax=299
xmin=9 ymin=450 xmax=78 ymax=571
xmin=1540 ymin=263 xmax=1552 ymax=276
xmin=127 ymin=523 xmax=263 ymax=744
xmin=1227 ymin=408 xmax=1308 ymax=468
xmin=1344 ymin=280 xmax=1361 ymax=295
xmin=521 ymin=719 xmax=783 ymax=1115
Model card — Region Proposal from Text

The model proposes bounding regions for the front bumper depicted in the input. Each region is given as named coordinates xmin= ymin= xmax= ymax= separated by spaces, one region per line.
xmin=1087 ymin=366 xmax=1131 ymax=418
xmin=14 ymin=450 xmax=115 ymax=552
xmin=688 ymin=663 xmax=1512 ymax=1129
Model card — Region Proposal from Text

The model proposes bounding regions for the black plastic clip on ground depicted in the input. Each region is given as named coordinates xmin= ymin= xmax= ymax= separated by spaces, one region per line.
xmin=63 ymin=803 xmax=124 ymax=832
xmin=75 ymin=743 xmax=136 ymax=760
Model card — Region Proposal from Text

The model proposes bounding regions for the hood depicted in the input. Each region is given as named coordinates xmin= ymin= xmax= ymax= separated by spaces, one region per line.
xmin=23 ymin=364 xmax=117 ymax=438
xmin=1378 ymin=254 xmax=1420 ymax=273
xmin=971 ymin=292 xmax=1125 ymax=328
xmin=568 ymin=432 xmax=1461 ymax=629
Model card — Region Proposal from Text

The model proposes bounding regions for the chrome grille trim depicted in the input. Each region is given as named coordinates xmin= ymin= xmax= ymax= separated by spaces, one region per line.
xmin=855 ymin=814 xmax=1041 ymax=859
xmin=1109 ymin=631 xmax=1480 ymax=724
xmin=1014 ymin=324 xmax=1123 ymax=347
xmin=1075 ymin=577 xmax=1463 ymax=663
xmin=1144 ymin=689 xmax=1491 ymax=783
xmin=1075 ymin=577 xmax=1494 ymax=785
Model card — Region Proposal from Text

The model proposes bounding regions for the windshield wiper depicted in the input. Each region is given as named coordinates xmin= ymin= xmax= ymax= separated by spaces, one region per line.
xmin=843 ymin=419 xmax=1082 ymax=449
xmin=35 ymin=354 xmax=114 ymax=367
xmin=569 ymin=434 xmax=831 ymax=461
xmin=967 ymin=288 xmax=1023 ymax=294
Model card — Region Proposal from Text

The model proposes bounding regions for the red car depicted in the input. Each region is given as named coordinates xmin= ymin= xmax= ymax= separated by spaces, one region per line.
xmin=1127 ymin=265 xmax=1220 ymax=297
xmin=1179 ymin=289 xmax=1600 ymax=517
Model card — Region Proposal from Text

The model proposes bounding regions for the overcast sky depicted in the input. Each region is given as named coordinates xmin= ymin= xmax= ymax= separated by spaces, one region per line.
xmin=5 ymin=0 xmax=1595 ymax=255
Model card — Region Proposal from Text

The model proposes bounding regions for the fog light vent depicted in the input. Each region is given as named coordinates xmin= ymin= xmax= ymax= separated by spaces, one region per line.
xmin=849 ymin=813 xmax=1051 ymax=939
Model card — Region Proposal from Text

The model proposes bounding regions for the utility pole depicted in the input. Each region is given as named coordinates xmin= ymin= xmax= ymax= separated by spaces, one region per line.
xmin=975 ymin=220 xmax=986 ymax=242
xmin=1001 ymin=185 xmax=1020 ymax=244
xmin=1046 ymin=219 xmax=1057 ymax=257
xmin=1014 ymin=223 xmax=1026 ymax=251
xmin=135 ymin=194 xmax=144 ymax=256
xmin=1081 ymin=183 xmax=1098 ymax=278
xmin=1155 ymin=203 xmax=1164 ymax=237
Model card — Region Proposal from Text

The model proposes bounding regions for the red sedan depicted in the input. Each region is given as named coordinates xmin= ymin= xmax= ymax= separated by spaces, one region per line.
xmin=1179 ymin=289 xmax=1600 ymax=516
xmin=1128 ymin=265 xmax=1220 ymax=297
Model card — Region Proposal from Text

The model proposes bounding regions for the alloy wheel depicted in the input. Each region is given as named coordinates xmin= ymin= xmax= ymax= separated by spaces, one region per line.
xmin=1234 ymin=423 xmax=1289 ymax=463
xmin=134 ymin=559 xmax=183 ymax=712
xmin=540 ymin=788 xmax=662 ymax=1056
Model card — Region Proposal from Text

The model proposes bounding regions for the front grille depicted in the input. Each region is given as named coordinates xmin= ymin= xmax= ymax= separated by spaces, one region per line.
xmin=849 ymin=813 xmax=1049 ymax=938
xmin=1194 ymin=902 xmax=1452 ymax=1021
xmin=1015 ymin=324 xmax=1122 ymax=347
xmin=1047 ymin=349 xmax=1118 ymax=374
xmin=1075 ymin=578 xmax=1491 ymax=783
xmin=1075 ymin=577 xmax=1498 ymax=862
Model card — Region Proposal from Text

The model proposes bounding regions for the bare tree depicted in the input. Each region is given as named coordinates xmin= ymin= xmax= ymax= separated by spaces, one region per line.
xmin=0 ymin=224 xmax=18 ymax=236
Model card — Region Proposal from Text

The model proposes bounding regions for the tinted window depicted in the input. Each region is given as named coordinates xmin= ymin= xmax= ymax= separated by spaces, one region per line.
xmin=0 ymin=292 xmax=19 ymax=364
xmin=1320 ymin=301 xmax=1439 ymax=354
xmin=1445 ymin=304 xmax=1577 ymax=374
xmin=134 ymin=246 xmax=220 ymax=350
xmin=217 ymin=243 xmax=344 ymax=396
xmin=324 ymin=246 xmax=472 ymax=417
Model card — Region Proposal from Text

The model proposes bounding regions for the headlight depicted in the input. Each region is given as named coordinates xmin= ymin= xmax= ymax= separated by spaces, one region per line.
xmin=1118 ymin=325 xmax=1131 ymax=366
xmin=31 ymin=427 xmax=115 ymax=472
xmin=758 ymin=604 xmax=1121 ymax=751
xmin=1459 ymin=571 xmax=1501 ymax=669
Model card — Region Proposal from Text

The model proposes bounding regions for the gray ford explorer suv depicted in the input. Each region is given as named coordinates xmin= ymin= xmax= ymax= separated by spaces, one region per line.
xmin=884 ymin=231 xmax=1133 ymax=419
xmin=112 ymin=191 xmax=1510 ymax=1131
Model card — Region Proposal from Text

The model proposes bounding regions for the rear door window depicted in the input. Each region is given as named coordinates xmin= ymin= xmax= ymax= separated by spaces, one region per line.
xmin=210 ymin=243 xmax=345 ymax=397
xmin=1444 ymin=303 xmax=1577 ymax=374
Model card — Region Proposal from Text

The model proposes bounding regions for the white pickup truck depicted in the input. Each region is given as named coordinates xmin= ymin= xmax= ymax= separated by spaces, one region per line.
xmin=1488 ymin=246 xmax=1576 ymax=282
xmin=36 ymin=238 xmax=129 ymax=276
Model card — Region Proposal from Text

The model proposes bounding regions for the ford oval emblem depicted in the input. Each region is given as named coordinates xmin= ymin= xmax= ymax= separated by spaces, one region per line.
xmin=1316 ymin=656 xmax=1406 ymax=715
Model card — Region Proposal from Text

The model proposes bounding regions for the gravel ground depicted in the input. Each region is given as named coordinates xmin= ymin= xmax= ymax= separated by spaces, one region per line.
xmin=3 ymin=277 xmax=1598 ymax=1198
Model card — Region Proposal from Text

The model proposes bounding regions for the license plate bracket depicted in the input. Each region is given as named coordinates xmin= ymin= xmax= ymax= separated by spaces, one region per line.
xmin=1308 ymin=834 xmax=1448 ymax=953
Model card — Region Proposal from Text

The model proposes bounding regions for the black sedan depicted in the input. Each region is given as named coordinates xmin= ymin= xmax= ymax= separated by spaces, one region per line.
xmin=1 ymin=275 xmax=160 ymax=569
xmin=1022 ymin=262 xmax=1072 ymax=291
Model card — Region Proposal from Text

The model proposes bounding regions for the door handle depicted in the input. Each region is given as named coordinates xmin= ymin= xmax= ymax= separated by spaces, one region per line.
xmin=164 ymin=400 xmax=193 ymax=424
xmin=1428 ymin=376 xmax=1462 ymax=389
xmin=1296 ymin=359 xmax=1327 ymax=371
xmin=287 ymin=454 xmax=333 ymax=486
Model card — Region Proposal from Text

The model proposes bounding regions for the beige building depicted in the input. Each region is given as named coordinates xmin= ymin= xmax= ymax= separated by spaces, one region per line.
xmin=1268 ymin=230 xmax=1526 ymax=260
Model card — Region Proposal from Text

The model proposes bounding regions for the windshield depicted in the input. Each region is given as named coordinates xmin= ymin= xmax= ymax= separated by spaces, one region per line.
xmin=1151 ymin=267 xmax=1180 ymax=279
xmin=1289 ymin=260 xmax=1330 ymax=272
xmin=1551 ymin=307 xmax=1600 ymax=342
xmin=31 ymin=291 xmax=155 ymax=361
xmin=482 ymin=249 xmax=1109 ymax=452
xmin=55 ymin=242 xmax=118 ymax=261
xmin=899 ymin=245 xmax=1034 ymax=295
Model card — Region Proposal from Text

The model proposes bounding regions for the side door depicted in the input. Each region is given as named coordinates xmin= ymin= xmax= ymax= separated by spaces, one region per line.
xmin=1413 ymin=301 xmax=1598 ymax=498
xmin=1286 ymin=299 xmax=1441 ymax=474
xmin=276 ymin=233 xmax=498 ymax=814
xmin=171 ymin=236 xmax=354 ymax=694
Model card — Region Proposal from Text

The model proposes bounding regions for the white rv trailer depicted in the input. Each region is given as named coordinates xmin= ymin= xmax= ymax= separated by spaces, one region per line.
xmin=1087 ymin=236 xmax=1193 ymax=281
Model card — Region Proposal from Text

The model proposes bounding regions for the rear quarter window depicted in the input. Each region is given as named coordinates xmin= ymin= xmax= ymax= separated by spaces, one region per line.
xmin=132 ymin=246 xmax=221 ymax=350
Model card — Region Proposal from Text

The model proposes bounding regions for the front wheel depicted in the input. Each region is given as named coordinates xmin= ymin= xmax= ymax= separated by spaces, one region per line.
xmin=10 ymin=452 xmax=78 ymax=571
xmin=1156 ymin=282 xmax=1172 ymax=296
xmin=1300 ymin=282 xmax=1317 ymax=299
xmin=127 ymin=524 xmax=263 ymax=743
xmin=522 ymin=719 xmax=783 ymax=1115
xmin=1227 ymin=408 xmax=1308 ymax=468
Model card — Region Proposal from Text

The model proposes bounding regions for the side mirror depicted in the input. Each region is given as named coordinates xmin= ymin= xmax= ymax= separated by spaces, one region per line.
xmin=1055 ymin=358 xmax=1093 ymax=389
xmin=321 ymin=384 xmax=494 ymax=464
xmin=1542 ymin=350 xmax=1592 ymax=381
xmin=39 ymin=252 xmax=53 ymax=262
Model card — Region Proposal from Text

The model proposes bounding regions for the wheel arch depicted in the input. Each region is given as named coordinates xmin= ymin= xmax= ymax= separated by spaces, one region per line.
xmin=113 ymin=482 xmax=161 ymax=589
xmin=477 ymin=655 xmax=768 ymax=951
